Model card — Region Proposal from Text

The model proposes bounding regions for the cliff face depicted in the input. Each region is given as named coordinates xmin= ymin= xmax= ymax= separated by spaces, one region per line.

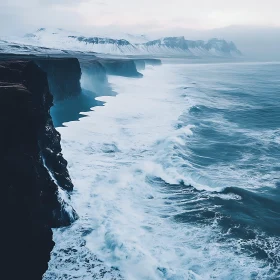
xmin=133 ymin=58 xmax=162 ymax=71
xmin=140 ymin=58 xmax=162 ymax=66
xmin=80 ymin=59 xmax=107 ymax=83
xmin=0 ymin=55 xmax=82 ymax=101
xmin=96 ymin=58 xmax=143 ymax=78
xmin=80 ymin=59 xmax=114 ymax=96
xmin=35 ymin=58 xmax=82 ymax=101
xmin=0 ymin=60 xmax=76 ymax=279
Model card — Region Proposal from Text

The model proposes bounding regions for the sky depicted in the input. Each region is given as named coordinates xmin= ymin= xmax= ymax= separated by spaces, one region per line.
xmin=1 ymin=0 xmax=280 ymax=59
xmin=0 ymin=0 xmax=280 ymax=35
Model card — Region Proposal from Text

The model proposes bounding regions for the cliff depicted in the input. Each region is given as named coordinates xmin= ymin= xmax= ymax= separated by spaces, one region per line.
xmin=96 ymin=58 xmax=143 ymax=78
xmin=0 ymin=54 xmax=82 ymax=101
xmin=0 ymin=60 xmax=77 ymax=279
xmin=80 ymin=59 xmax=108 ymax=94
xmin=133 ymin=58 xmax=162 ymax=71
xmin=35 ymin=57 xmax=82 ymax=101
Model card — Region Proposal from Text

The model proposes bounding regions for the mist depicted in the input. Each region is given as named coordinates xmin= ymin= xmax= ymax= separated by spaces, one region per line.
xmin=195 ymin=26 xmax=280 ymax=61
xmin=145 ymin=25 xmax=280 ymax=61
xmin=0 ymin=0 xmax=280 ymax=60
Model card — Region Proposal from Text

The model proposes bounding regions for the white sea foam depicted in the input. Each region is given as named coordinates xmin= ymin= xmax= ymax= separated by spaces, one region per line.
xmin=45 ymin=64 xmax=273 ymax=279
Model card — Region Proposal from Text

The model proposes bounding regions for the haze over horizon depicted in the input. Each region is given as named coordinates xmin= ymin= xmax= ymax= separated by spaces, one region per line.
xmin=0 ymin=0 xmax=280 ymax=34
xmin=1 ymin=0 xmax=280 ymax=59
xmin=1 ymin=1 xmax=280 ymax=279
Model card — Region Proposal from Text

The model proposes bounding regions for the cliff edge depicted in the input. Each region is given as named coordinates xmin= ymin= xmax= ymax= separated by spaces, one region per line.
xmin=0 ymin=60 xmax=76 ymax=279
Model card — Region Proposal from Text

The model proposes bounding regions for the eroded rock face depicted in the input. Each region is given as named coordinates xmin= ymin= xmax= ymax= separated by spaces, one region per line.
xmin=133 ymin=58 xmax=162 ymax=71
xmin=0 ymin=60 xmax=76 ymax=280
xmin=0 ymin=55 xmax=82 ymax=101
xmin=80 ymin=59 xmax=107 ymax=83
xmin=79 ymin=59 xmax=113 ymax=95
xmin=96 ymin=58 xmax=143 ymax=77
xmin=35 ymin=57 xmax=82 ymax=101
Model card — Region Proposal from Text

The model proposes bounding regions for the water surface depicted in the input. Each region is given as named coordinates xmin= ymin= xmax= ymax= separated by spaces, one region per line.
xmin=45 ymin=62 xmax=280 ymax=280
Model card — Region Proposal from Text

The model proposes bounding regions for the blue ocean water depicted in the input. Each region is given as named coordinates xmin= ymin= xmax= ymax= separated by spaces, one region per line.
xmin=46 ymin=61 xmax=280 ymax=280
xmin=162 ymin=62 xmax=280 ymax=278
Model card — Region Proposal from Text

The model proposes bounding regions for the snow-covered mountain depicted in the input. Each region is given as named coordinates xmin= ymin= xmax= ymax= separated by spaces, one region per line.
xmin=3 ymin=28 xmax=242 ymax=57
xmin=0 ymin=39 xmax=67 ymax=55
xmin=139 ymin=36 xmax=241 ymax=56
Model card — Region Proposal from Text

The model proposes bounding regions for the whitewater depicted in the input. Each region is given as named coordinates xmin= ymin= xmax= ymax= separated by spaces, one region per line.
xmin=44 ymin=62 xmax=280 ymax=280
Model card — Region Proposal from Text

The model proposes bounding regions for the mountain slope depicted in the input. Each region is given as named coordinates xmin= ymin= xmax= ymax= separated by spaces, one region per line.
xmin=140 ymin=37 xmax=241 ymax=56
xmin=4 ymin=28 xmax=242 ymax=57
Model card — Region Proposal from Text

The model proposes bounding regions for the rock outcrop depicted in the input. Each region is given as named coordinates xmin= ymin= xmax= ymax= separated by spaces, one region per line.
xmin=96 ymin=58 xmax=143 ymax=77
xmin=35 ymin=57 xmax=82 ymax=101
xmin=0 ymin=54 xmax=82 ymax=101
xmin=133 ymin=58 xmax=162 ymax=71
xmin=80 ymin=59 xmax=109 ymax=94
xmin=0 ymin=60 xmax=77 ymax=280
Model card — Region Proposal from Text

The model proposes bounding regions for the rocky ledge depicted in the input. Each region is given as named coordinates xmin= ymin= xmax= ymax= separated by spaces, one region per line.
xmin=35 ymin=57 xmax=82 ymax=101
xmin=96 ymin=58 xmax=143 ymax=77
xmin=0 ymin=60 xmax=77 ymax=280
xmin=0 ymin=54 xmax=82 ymax=101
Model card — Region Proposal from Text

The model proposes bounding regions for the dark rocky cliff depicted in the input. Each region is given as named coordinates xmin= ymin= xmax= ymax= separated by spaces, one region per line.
xmin=133 ymin=58 xmax=162 ymax=71
xmin=96 ymin=58 xmax=143 ymax=77
xmin=35 ymin=57 xmax=82 ymax=101
xmin=0 ymin=54 xmax=82 ymax=101
xmin=0 ymin=60 xmax=77 ymax=279
xmin=79 ymin=59 xmax=114 ymax=96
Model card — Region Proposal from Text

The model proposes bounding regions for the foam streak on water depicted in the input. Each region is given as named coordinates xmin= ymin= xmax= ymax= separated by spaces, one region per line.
xmin=45 ymin=63 xmax=280 ymax=279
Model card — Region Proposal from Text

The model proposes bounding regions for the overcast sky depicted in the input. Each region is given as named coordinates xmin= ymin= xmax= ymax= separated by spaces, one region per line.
xmin=0 ymin=0 xmax=280 ymax=35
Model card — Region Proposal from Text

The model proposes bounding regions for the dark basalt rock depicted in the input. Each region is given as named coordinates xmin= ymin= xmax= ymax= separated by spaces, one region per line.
xmin=96 ymin=58 xmax=143 ymax=78
xmin=133 ymin=58 xmax=162 ymax=71
xmin=79 ymin=59 xmax=114 ymax=96
xmin=50 ymin=58 xmax=114 ymax=127
xmin=0 ymin=54 xmax=82 ymax=102
xmin=80 ymin=59 xmax=107 ymax=83
xmin=0 ymin=60 xmax=77 ymax=280
xmin=35 ymin=57 xmax=82 ymax=101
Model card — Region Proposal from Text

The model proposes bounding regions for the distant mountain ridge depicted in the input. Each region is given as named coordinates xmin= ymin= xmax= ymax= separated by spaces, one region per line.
xmin=140 ymin=36 xmax=241 ymax=57
xmin=4 ymin=28 xmax=242 ymax=57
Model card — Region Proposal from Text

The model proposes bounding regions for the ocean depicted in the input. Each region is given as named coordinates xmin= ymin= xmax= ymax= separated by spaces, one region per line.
xmin=44 ymin=61 xmax=280 ymax=280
